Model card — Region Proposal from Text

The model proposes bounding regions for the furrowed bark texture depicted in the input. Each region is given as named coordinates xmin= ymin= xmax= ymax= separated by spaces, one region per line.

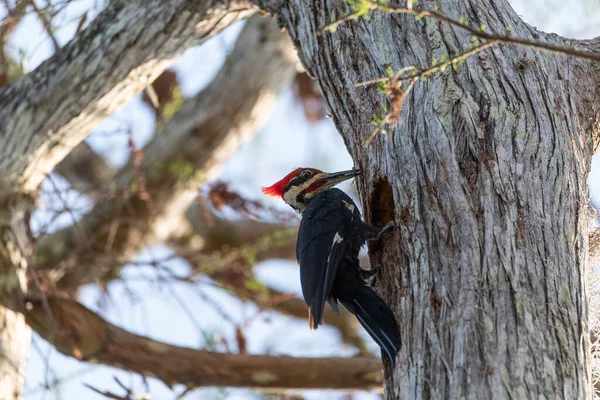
xmin=25 ymin=295 xmax=383 ymax=391
xmin=0 ymin=0 xmax=255 ymax=193
xmin=260 ymin=0 xmax=600 ymax=398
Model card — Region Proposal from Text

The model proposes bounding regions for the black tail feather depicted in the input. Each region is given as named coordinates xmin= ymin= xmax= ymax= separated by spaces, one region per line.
xmin=339 ymin=284 xmax=401 ymax=366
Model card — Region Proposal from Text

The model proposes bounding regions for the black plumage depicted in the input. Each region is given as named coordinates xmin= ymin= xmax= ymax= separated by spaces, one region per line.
xmin=296 ymin=188 xmax=401 ymax=365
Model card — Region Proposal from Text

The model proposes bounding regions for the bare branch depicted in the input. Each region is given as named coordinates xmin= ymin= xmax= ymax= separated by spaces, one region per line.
xmin=0 ymin=0 xmax=256 ymax=192
xmin=29 ymin=0 xmax=60 ymax=52
xmin=25 ymin=295 xmax=384 ymax=391
xmin=53 ymin=142 xmax=116 ymax=192
xmin=35 ymin=15 xmax=298 ymax=291
xmin=84 ymin=383 xmax=134 ymax=400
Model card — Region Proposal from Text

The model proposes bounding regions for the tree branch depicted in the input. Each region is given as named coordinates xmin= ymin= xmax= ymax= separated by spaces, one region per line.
xmin=53 ymin=142 xmax=116 ymax=193
xmin=24 ymin=295 xmax=383 ymax=391
xmin=0 ymin=0 xmax=256 ymax=192
xmin=35 ymin=15 xmax=298 ymax=291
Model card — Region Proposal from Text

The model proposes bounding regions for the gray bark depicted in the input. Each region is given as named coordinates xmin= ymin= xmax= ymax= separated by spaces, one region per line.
xmin=0 ymin=196 xmax=34 ymax=400
xmin=255 ymin=0 xmax=600 ymax=398
xmin=0 ymin=0 xmax=255 ymax=193
xmin=0 ymin=308 xmax=30 ymax=400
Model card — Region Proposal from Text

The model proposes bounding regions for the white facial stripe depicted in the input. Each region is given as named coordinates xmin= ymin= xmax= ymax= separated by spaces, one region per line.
xmin=283 ymin=185 xmax=302 ymax=207
xmin=282 ymin=175 xmax=322 ymax=211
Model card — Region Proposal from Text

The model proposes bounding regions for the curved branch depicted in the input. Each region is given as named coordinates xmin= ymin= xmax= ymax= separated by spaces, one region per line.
xmin=0 ymin=0 xmax=256 ymax=192
xmin=54 ymin=142 xmax=116 ymax=193
xmin=24 ymin=295 xmax=383 ymax=391
xmin=35 ymin=15 xmax=298 ymax=290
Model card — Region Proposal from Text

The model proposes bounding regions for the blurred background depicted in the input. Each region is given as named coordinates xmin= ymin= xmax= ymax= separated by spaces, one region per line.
xmin=1 ymin=0 xmax=599 ymax=399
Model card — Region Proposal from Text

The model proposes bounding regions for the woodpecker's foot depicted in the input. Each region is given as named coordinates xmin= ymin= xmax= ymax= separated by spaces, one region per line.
xmin=360 ymin=265 xmax=378 ymax=287
xmin=375 ymin=221 xmax=396 ymax=239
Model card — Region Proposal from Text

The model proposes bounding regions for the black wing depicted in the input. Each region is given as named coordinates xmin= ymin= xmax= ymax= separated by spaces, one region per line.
xmin=296 ymin=189 xmax=357 ymax=329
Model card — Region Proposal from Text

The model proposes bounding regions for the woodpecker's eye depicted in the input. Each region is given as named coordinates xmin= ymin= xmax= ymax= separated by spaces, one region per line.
xmin=301 ymin=170 xmax=313 ymax=179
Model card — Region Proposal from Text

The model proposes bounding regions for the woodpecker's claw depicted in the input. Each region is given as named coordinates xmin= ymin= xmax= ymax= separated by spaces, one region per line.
xmin=374 ymin=220 xmax=396 ymax=240
xmin=381 ymin=221 xmax=396 ymax=233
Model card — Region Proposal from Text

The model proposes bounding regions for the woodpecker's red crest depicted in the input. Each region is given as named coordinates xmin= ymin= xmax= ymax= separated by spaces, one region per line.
xmin=262 ymin=167 xmax=360 ymax=212
xmin=261 ymin=168 xmax=322 ymax=198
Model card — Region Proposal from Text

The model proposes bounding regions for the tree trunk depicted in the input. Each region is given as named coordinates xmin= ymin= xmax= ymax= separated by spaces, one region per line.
xmin=0 ymin=196 xmax=35 ymax=399
xmin=257 ymin=0 xmax=600 ymax=397
xmin=0 ymin=308 xmax=30 ymax=400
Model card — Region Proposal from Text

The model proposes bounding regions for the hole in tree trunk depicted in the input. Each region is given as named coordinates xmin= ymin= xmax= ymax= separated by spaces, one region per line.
xmin=366 ymin=175 xmax=396 ymax=265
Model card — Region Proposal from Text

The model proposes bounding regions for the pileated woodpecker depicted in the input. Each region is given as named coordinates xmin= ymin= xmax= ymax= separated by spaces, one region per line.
xmin=262 ymin=167 xmax=401 ymax=365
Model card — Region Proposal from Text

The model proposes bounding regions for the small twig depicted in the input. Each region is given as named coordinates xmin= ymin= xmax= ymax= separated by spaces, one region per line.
xmin=374 ymin=39 xmax=499 ymax=86
xmin=324 ymin=2 xmax=600 ymax=63
xmin=75 ymin=12 xmax=87 ymax=34
xmin=393 ymin=7 xmax=600 ymax=62
xmin=128 ymin=137 xmax=155 ymax=217
xmin=144 ymin=85 xmax=159 ymax=109
xmin=363 ymin=77 xmax=417 ymax=146
xmin=83 ymin=376 xmax=144 ymax=400
xmin=29 ymin=0 xmax=60 ymax=52
xmin=322 ymin=1 xmax=379 ymax=33
xmin=83 ymin=383 xmax=132 ymax=400
xmin=112 ymin=377 xmax=133 ymax=395
xmin=359 ymin=39 xmax=498 ymax=145
xmin=174 ymin=386 xmax=194 ymax=400
xmin=355 ymin=66 xmax=417 ymax=87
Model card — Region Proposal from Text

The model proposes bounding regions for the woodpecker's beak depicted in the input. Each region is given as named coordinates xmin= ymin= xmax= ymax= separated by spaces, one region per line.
xmin=318 ymin=168 xmax=361 ymax=190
